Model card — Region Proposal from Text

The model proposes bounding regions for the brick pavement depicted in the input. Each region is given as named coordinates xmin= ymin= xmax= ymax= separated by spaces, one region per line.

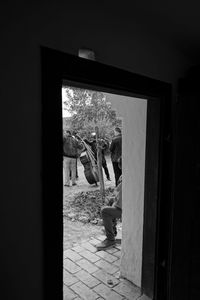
xmin=63 ymin=159 xmax=143 ymax=299
xmin=63 ymin=233 xmax=142 ymax=300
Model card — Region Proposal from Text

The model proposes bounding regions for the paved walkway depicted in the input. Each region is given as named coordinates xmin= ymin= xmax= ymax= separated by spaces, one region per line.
xmin=63 ymin=232 xmax=142 ymax=300
xmin=63 ymin=156 xmax=143 ymax=300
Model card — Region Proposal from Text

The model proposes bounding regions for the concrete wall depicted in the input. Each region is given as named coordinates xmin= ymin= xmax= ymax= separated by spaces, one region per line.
xmin=0 ymin=1 xmax=193 ymax=299
xmin=106 ymin=93 xmax=147 ymax=286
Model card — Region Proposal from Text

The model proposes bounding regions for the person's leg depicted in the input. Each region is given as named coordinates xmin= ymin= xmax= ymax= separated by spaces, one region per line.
xmin=113 ymin=162 xmax=122 ymax=186
xmin=71 ymin=158 xmax=77 ymax=185
xmin=96 ymin=206 xmax=121 ymax=250
xmin=116 ymin=164 xmax=122 ymax=185
xmin=106 ymin=197 xmax=117 ymax=235
xmin=76 ymin=158 xmax=78 ymax=178
xmin=112 ymin=161 xmax=116 ymax=185
xmin=112 ymin=162 xmax=121 ymax=186
xmin=101 ymin=206 xmax=122 ymax=240
xmin=112 ymin=218 xmax=117 ymax=236
xmin=102 ymin=158 xmax=111 ymax=180
xmin=64 ymin=157 xmax=70 ymax=186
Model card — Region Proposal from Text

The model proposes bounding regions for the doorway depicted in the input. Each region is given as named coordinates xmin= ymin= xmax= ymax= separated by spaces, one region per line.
xmin=62 ymin=83 xmax=147 ymax=289
xmin=41 ymin=47 xmax=172 ymax=300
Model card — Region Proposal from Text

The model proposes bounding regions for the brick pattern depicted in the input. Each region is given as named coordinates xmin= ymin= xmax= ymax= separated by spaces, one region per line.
xmin=64 ymin=249 xmax=82 ymax=261
xmin=92 ymin=269 xmax=120 ymax=287
xmin=113 ymin=280 xmax=141 ymax=300
xmin=81 ymin=242 xmax=97 ymax=253
xmin=113 ymin=259 xmax=121 ymax=267
xmin=106 ymin=248 xmax=118 ymax=254
xmin=96 ymin=250 xmax=118 ymax=263
xmin=75 ymin=269 xmax=100 ymax=288
xmin=72 ymin=245 xmax=85 ymax=253
xmin=70 ymin=281 xmax=99 ymax=300
xmin=64 ymin=259 xmax=81 ymax=274
xmin=95 ymin=259 xmax=119 ymax=274
xmin=115 ymin=244 xmax=122 ymax=250
xmin=63 ymin=269 xmax=79 ymax=286
xmin=63 ymin=236 xmax=142 ymax=300
xmin=63 ymin=285 xmax=77 ymax=300
xmin=76 ymin=258 xmax=99 ymax=273
xmin=79 ymin=249 xmax=101 ymax=263
xmin=93 ymin=283 xmax=124 ymax=300
xmin=113 ymin=250 xmax=121 ymax=258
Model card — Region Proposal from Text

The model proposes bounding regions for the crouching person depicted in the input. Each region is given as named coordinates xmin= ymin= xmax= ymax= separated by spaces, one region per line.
xmin=96 ymin=157 xmax=122 ymax=251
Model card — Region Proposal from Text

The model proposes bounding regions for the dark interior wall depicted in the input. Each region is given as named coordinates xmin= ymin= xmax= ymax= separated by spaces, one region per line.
xmin=170 ymin=67 xmax=200 ymax=300
xmin=0 ymin=1 xmax=194 ymax=299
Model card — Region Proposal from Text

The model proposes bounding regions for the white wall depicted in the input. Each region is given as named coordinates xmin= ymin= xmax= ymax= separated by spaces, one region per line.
xmin=106 ymin=93 xmax=147 ymax=286
xmin=0 ymin=1 xmax=193 ymax=299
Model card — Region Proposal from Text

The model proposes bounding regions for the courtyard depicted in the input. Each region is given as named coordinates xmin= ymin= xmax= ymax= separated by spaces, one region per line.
xmin=63 ymin=156 xmax=145 ymax=300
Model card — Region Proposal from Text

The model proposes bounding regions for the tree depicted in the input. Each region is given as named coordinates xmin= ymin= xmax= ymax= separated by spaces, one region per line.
xmin=63 ymin=86 xmax=122 ymax=140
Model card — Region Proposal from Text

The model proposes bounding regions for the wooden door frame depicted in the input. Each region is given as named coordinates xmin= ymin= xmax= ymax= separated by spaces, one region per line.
xmin=41 ymin=46 xmax=172 ymax=300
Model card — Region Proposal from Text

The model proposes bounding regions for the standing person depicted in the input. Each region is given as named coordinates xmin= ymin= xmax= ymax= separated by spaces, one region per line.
xmin=85 ymin=133 xmax=111 ymax=181
xmin=63 ymin=130 xmax=83 ymax=187
xmin=110 ymin=127 xmax=122 ymax=186
xmin=96 ymin=157 xmax=122 ymax=250
xmin=99 ymin=138 xmax=111 ymax=181
xmin=72 ymin=131 xmax=80 ymax=179
xmin=83 ymin=132 xmax=98 ymax=160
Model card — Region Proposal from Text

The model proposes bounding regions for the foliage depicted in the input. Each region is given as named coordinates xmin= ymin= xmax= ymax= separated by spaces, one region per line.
xmin=63 ymin=187 xmax=115 ymax=224
xmin=63 ymin=86 xmax=122 ymax=140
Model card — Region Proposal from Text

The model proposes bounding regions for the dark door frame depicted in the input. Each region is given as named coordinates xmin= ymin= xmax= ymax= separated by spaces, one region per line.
xmin=41 ymin=46 xmax=172 ymax=300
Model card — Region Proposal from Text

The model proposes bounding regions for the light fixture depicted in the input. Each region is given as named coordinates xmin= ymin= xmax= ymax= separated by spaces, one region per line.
xmin=78 ymin=48 xmax=96 ymax=61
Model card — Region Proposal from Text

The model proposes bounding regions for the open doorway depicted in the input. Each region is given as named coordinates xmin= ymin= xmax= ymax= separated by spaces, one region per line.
xmin=41 ymin=47 xmax=172 ymax=300
xmin=62 ymin=82 xmax=148 ymax=298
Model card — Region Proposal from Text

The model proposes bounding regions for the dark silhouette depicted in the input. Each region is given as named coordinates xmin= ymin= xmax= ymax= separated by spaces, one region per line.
xmin=110 ymin=127 xmax=122 ymax=186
